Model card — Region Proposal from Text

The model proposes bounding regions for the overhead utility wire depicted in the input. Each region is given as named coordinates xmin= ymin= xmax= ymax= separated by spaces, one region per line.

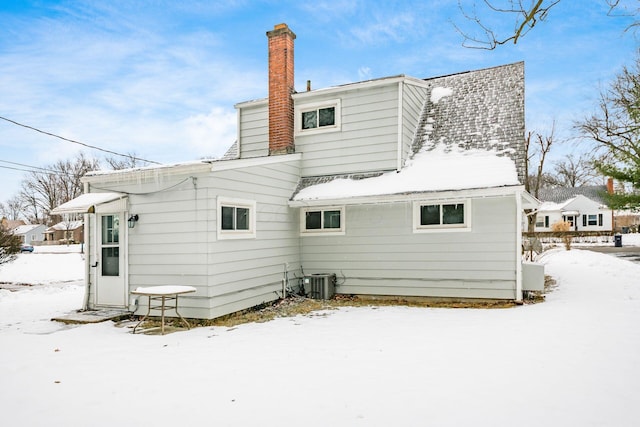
xmin=0 ymin=159 xmax=89 ymax=179
xmin=0 ymin=159 xmax=57 ymax=174
xmin=0 ymin=115 xmax=161 ymax=165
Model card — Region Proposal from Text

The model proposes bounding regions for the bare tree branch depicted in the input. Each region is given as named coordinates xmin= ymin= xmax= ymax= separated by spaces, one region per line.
xmin=453 ymin=0 xmax=561 ymax=49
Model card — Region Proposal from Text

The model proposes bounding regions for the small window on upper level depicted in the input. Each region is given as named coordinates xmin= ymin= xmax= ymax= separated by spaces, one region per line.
xmin=295 ymin=100 xmax=341 ymax=135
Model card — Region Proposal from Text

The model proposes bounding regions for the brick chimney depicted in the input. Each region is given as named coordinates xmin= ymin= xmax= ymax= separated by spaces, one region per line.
xmin=267 ymin=23 xmax=296 ymax=155
xmin=607 ymin=177 xmax=614 ymax=194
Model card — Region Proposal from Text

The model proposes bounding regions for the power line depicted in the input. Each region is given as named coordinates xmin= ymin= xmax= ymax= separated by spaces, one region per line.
xmin=0 ymin=159 xmax=57 ymax=174
xmin=0 ymin=115 xmax=161 ymax=165
xmin=0 ymin=159 xmax=92 ymax=180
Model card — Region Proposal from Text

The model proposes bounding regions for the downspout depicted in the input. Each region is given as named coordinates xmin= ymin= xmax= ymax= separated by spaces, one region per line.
xmin=515 ymin=190 xmax=523 ymax=303
xmin=82 ymin=182 xmax=91 ymax=311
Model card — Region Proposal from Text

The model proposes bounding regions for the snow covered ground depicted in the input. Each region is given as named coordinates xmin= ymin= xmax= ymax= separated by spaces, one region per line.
xmin=1 ymin=239 xmax=640 ymax=426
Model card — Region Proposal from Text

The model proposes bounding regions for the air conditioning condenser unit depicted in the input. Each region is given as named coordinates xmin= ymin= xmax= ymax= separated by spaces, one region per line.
xmin=303 ymin=273 xmax=336 ymax=300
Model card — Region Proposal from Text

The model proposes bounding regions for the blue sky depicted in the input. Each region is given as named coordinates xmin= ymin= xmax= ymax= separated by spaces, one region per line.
xmin=0 ymin=0 xmax=638 ymax=203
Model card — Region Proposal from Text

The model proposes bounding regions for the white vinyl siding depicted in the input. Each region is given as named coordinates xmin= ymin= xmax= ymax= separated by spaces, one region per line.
xmin=237 ymin=101 xmax=269 ymax=158
xmin=295 ymin=83 xmax=400 ymax=176
xmin=84 ymin=157 xmax=302 ymax=319
xmin=300 ymin=196 xmax=518 ymax=299
xmin=401 ymin=82 xmax=429 ymax=165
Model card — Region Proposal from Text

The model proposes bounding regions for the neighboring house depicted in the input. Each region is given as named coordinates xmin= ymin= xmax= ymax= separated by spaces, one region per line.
xmin=11 ymin=224 xmax=47 ymax=245
xmin=45 ymin=221 xmax=84 ymax=243
xmin=53 ymin=24 xmax=540 ymax=319
xmin=534 ymin=185 xmax=613 ymax=232
xmin=1 ymin=218 xmax=25 ymax=231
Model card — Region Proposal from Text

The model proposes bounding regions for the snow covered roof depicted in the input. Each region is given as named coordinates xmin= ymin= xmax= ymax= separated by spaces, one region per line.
xmin=538 ymin=186 xmax=609 ymax=206
xmin=11 ymin=224 xmax=43 ymax=235
xmin=51 ymin=193 xmax=126 ymax=215
xmin=292 ymin=145 xmax=520 ymax=204
xmin=47 ymin=220 xmax=83 ymax=231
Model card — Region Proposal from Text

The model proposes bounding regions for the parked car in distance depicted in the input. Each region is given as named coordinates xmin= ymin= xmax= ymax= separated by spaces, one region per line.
xmin=20 ymin=244 xmax=34 ymax=253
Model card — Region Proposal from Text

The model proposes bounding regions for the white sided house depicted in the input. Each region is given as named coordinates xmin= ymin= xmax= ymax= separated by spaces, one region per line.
xmin=11 ymin=223 xmax=46 ymax=245
xmin=535 ymin=186 xmax=613 ymax=233
xmin=53 ymin=24 xmax=541 ymax=319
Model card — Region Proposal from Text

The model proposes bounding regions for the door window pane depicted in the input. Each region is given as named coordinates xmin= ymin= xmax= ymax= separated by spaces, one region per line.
xmin=102 ymin=247 xmax=119 ymax=276
xmin=101 ymin=215 xmax=119 ymax=244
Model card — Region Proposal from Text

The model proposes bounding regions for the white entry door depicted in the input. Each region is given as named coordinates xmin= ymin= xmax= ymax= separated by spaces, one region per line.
xmin=95 ymin=213 xmax=126 ymax=307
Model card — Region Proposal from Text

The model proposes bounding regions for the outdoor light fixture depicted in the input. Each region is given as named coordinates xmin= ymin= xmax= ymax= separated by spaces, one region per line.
xmin=128 ymin=214 xmax=139 ymax=228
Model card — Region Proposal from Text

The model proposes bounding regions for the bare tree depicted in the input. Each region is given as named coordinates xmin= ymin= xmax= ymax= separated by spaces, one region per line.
xmin=576 ymin=52 xmax=640 ymax=208
xmin=551 ymin=153 xmax=598 ymax=187
xmin=454 ymin=0 xmax=561 ymax=49
xmin=524 ymin=125 xmax=555 ymax=232
xmin=454 ymin=0 xmax=635 ymax=49
xmin=524 ymin=125 xmax=555 ymax=198
xmin=0 ymin=197 xmax=24 ymax=221
xmin=18 ymin=153 xmax=100 ymax=225
xmin=527 ymin=171 xmax=560 ymax=190
xmin=104 ymin=153 xmax=144 ymax=170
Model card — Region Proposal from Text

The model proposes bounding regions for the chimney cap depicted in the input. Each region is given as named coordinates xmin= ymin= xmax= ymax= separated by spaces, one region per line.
xmin=267 ymin=23 xmax=296 ymax=39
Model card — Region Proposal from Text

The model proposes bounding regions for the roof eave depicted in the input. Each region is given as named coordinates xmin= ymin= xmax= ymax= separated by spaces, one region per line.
xmin=289 ymin=185 xmax=526 ymax=207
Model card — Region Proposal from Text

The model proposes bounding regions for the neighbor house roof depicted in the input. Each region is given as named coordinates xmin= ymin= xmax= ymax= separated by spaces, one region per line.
xmin=46 ymin=221 xmax=83 ymax=232
xmin=538 ymin=186 xmax=609 ymax=206
xmin=11 ymin=224 xmax=43 ymax=235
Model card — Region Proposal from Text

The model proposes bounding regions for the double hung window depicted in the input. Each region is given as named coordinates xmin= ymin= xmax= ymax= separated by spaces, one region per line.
xmin=582 ymin=214 xmax=603 ymax=227
xmin=536 ymin=215 xmax=550 ymax=228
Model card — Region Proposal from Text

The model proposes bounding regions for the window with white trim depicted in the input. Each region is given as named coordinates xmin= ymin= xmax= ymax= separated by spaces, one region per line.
xmin=217 ymin=197 xmax=256 ymax=239
xmin=413 ymin=200 xmax=470 ymax=232
xmin=535 ymin=215 xmax=550 ymax=228
xmin=583 ymin=213 xmax=603 ymax=227
xmin=295 ymin=100 xmax=341 ymax=134
xmin=300 ymin=207 xmax=345 ymax=235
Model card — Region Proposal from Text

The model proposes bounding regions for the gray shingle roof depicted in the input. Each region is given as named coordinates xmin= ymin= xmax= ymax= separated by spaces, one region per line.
xmin=413 ymin=62 xmax=525 ymax=183
xmin=537 ymin=186 xmax=609 ymax=205
xmin=291 ymin=172 xmax=386 ymax=199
